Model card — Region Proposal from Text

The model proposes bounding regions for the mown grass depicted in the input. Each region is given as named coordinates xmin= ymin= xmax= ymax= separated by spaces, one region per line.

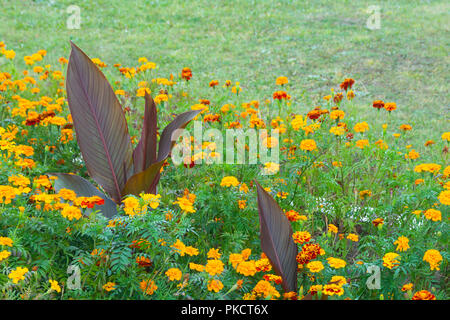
xmin=1 ymin=0 xmax=448 ymax=142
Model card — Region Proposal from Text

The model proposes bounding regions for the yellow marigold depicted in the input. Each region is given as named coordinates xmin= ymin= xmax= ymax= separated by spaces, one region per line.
xmin=205 ymin=259 xmax=224 ymax=276
xmin=412 ymin=290 xmax=436 ymax=300
xmin=49 ymin=279 xmax=61 ymax=293
xmin=359 ymin=190 xmax=372 ymax=199
xmin=414 ymin=163 xmax=441 ymax=174
xmin=61 ymin=205 xmax=82 ymax=221
xmin=382 ymin=252 xmax=400 ymax=269
xmin=441 ymin=132 xmax=450 ymax=141
xmin=347 ymin=233 xmax=359 ymax=242
xmin=207 ymin=279 xmax=224 ymax=292
xmin=140 ymin=279 xmax=157 ymax=295
xmin=8 ymin=267 xmax=29 ymax=284
xmin=264 ymin=162 xmax=280 ymax=174
xmin=328 ymin=224 xmax=338 ymax=234
xmin=275 ymin=76 xmax=288 ymax=86
xmin=306 ymin=261 xmax=324 ymax=273
xmin=122 ymin=196 xmax=141 ymax=216
xmin=220 ymin=176 xmax=239 ymax=187
xmin=424 ymin=209 xmax=441 ymax=222
xmin=229 ymin=253 xmax=244 ymax=268
xmin=329 ymin=126 xmax=345 ymax=136
xmin=407 ymin=149 xmax=420 ymax=160
xmin=103 ymin=282 xmax=116 ymax=292
xmin=189 ymin=262 xmax=205 ymax=272
xmin=327 ymin=257 xmax=347 ymax=269
xmin=0 ymin=236 xmax=13 ymax=247
xmin=300 ymin=139 xmax=317 ymax=151
xmin=330 ymin=275 xmax=347 ymax=287
xmin=399 ymin=124 xmax=412 ymax=131
xmin=401 ymin=283 xmax=413 ymax=292
xmin=207 ymin=248 xmax=221 ymax=259
xmin=291 ymin=115 xmax=307 ymax=131
xmin=384 ymin=102 xmax=396 ymax=112
xmin=394 ymin=236 xmax=410 ymax=252
xmin=330 ymin=110 xmax=345 ymax=120
xmin=58 ymin=188 xmax=77 ymax=201
xmin=0 ymin=250 xmax=11 ymax=262
xmin=323 ymin=283 xmax=344 ymax=296
xmin=292 ymin=231 xmax=311 ymax=244
xmin=165 ymin=268 xmax=182 ymax=281
xmin=423 ymin=249 xmax=443 ymax=271
xmin=236 ymin=260 xmax=257 ymax=276
xmin=252 ymin=280 xmax=280 ymax=299
xmin=438 ymin=190 xmax=450 ymax=206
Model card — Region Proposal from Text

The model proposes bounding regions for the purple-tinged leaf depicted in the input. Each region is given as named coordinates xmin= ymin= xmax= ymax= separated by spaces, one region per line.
xmin=255 ymin=180 xmax=298 ymax=293
xmin=51 ymin=173 xmax=117 ymax=218
xmin=133 ymin=92 xmax=157 ymax=174
xmin=66 ymin=42 xmax=133 ymax=203
xmin=156 ymin=109 xmax=202 ymax=162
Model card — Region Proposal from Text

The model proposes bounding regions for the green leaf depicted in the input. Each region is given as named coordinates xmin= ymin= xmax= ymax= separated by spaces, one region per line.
xmin=121 ymin=160 xmax=166 ymax=196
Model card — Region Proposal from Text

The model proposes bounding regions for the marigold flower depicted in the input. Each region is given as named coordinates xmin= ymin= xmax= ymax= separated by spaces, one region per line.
xmin=423 ymin=249 xmax=442 ymax=271
xmin=306 ymin=261 xmax=324 ymax=273
xmin=330 ymin=110 xmax=345 ymax=120
xmin=412 ymin=290 xmax=435 ymax=300
xmin=220 ymin=176 xmax=239 ymax=187
xmin=275 ymin=76 xmax=288 ymax=86
xmin=49 ymin=279 xmax=61 ymax=293
xmin=207 ymin=248 xmax=222 ymax=259
xmin=0 ymin=236 xmax=13 ymax=247
xmin=140 ymin=279 xmax=158 ymax=295
xmin=438 ymin=190 xmax=450 ymax=206
xmin=103 ymin=282 xmax=116 ymax=292
xmin=292 ymin=231 xmax=311 ymax=244
xmin=354 ymin=122 xmax=369 ymax=133
xmin=372 ymin=218 xmax=384 ymax=228
xmin=323 ymin=283 xmax=344 ymax=296
xmin=181 ymin=67 xmax=192 ymax=81
xmin=327 ymin=257 xmax=346 ymax=269
xmin=384 ymin=102 xmax=396 ymax=112
xmin=340 ymin=78 xmax=355 ymax=91
xmin=61 ymin=205 xmax=82 ymax=221
xmin=347 ymin=233 xmax=359 ymax=242
xmin=189 ymin=262 xmax=205 ymax=272
xmin=0 ymin=250 xmax=11 ymax=262
xmin=229 ymin=253 xmax=244 ymax=268
xmin=300 ymin=139 xmax=317 ymax=151
xmin=328 ymin=224 xmax=338 ymax=234
xmin=207 ymin=279 xmax=224 ymax=292
xmin=8 ymin=267 xmax=29 ymax=284
xmin=236 ymin=260 xmax=257 ymax=276
xmin=394 ymin=236 xmax=410 ymax=252
xmin=382 ymin=252 xmax=400 ymax=269
xmin=424 ymin=209 xmax=441 ymax=222
xmin=205 ymin=259 xmax=224 ymax=276
xmin=165 ymin=268 xmax=182 ymax=281
xmin=252 ymin=280 xmax=280 ymax=299
xmin=401 ymin=283 xmax=413 ymax=292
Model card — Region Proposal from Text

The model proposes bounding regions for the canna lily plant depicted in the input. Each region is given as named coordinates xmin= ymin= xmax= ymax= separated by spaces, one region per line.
xmin=51 ymin=42 xmax=201 ymax=218
xmin=255 ymin=180 xmax=336 ymax=299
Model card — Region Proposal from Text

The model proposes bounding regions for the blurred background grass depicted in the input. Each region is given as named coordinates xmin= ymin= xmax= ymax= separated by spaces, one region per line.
xmin=1 ymin=0 xmax=448 ymax=141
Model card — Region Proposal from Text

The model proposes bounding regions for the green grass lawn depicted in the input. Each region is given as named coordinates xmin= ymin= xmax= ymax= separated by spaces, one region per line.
xmin=1 ymin=0 xmax=448 ymax=142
